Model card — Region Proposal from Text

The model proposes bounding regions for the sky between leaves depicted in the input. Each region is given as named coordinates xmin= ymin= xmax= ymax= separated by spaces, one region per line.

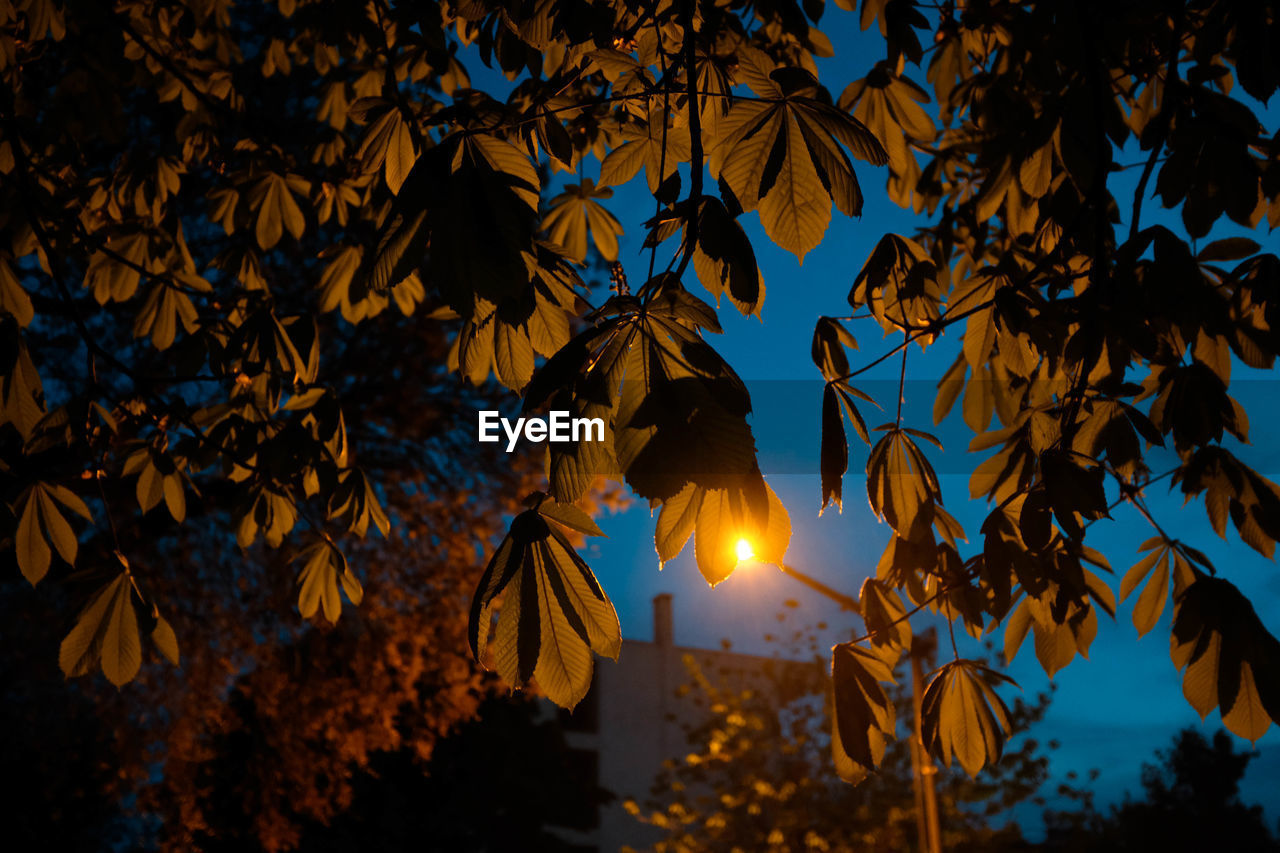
xmin=464 ymin=10 xmax=1280 ymax=833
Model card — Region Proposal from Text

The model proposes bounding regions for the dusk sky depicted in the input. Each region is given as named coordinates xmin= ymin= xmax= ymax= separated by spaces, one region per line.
xmin=466 ymin=12 xmax=1280 ymax=832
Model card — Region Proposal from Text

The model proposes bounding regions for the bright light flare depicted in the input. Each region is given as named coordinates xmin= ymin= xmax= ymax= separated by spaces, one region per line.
xmin=735 ymin=538 xmax=755 ymax=562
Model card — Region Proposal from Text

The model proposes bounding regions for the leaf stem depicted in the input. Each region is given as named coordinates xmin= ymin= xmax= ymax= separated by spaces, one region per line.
xmin=1083 ymin=465 xmax=1178 ymax=533
xmin=896 ymin=338 xmax=908 ymax=426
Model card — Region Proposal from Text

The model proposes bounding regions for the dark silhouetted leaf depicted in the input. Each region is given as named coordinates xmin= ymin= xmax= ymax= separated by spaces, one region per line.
xmin=1171 ymin=577 xmax=1280 ymax=742
xmin=831 ymin=642 xmax=896 ymax=783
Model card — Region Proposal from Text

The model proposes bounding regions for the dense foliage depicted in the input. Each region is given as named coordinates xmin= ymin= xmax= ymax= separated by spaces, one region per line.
xmin=4 ymin=0 xmax=1280 ymax=843
xmin=1 ymin=0 xmax=579 ymax=846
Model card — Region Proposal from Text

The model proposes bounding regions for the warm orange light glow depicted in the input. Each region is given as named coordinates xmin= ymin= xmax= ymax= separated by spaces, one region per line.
xmin=735 ymin=538 xmax=755 ymax=562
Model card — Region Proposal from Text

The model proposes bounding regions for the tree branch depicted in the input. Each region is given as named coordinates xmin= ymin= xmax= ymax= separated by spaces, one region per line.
xmin=1129 ymin=12 xmax=1182 ymax=241
xmin=118 ymin=18 xmax=233 ymax=118
xmin=672 ymin=0 xmax=704 ymax=283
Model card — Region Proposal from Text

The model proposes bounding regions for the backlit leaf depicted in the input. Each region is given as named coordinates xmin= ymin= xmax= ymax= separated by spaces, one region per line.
xmin=866 ymin=427 xmax=941 ymax=541
xmin=859 ymin=578 xmax=911 ymax=650
xmin=470 ymin=506 xmax=621 ymax=709
xmin=712 ymin=59 xmax=887 ymax=260
xmin=542 ymin=179 xmax=623 ymax=263
xmin=14 ymin=482 xmax=90 ymax=585
xmin=59 ymin=573 xmax=141 ymax=687
xmin=296 ymin=542 xmax=361 ymax=624
xmin=152 ymin=613 xmax=180 ymax=668
xmin=537 ymin=496 xmax=606 ymax=538
xmin=249 ymin=173 xmax=307 ymax=249
xmin=921 ymin=660 xmax=1015 ymax=778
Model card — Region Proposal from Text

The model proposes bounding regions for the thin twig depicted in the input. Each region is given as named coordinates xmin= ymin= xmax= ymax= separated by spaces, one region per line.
xmin=834 ymin=175 xmax=1098 ymax=385
xmin=118 ymin=18 xmax=232 ymax=118
xmin=1083 ymin=465 xmax=1178 ymax=533
xmin=834 ymin=297 xmax=994 ymax=382
xmin=843 ymin=572 xmax=976 ymax=649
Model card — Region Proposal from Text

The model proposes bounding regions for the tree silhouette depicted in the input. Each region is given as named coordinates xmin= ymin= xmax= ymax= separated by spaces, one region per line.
xmin=189 ymin=691 xmax=612 ymax=852
xmin=0 ymin=588 xmax=125 ymax=850
xmin=4 ymin=0 xmax=1280 ymax=844
xmin=1043 ymin=728 xmax=1280 ymax=852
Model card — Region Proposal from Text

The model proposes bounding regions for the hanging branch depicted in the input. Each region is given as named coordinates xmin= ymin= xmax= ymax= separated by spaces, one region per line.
xmin=1130 ymin=12 xmax=1184 ymax=241
xmin=672 ymin=0 xmax=704 ymax=283
xmin=647 ymin=1 xmax=672 ymax=285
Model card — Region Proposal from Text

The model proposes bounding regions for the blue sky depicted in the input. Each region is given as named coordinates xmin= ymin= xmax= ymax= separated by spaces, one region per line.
xmin=469 ymin=8 xmax=1280 ymax=833
xmin=583 ymin=240 xmax=1280 ymax=830
xmin=547 ymin=19 xmax=1279 ymax=835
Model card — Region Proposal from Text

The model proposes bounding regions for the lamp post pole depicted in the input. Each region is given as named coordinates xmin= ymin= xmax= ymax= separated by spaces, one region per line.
xmin=774 ymin=561 xmax=943 ymax=853
xmin=911 ymin=629 xmax=943 ymax=853
xmin=776 ymin=562 xmax=861 ymax=612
